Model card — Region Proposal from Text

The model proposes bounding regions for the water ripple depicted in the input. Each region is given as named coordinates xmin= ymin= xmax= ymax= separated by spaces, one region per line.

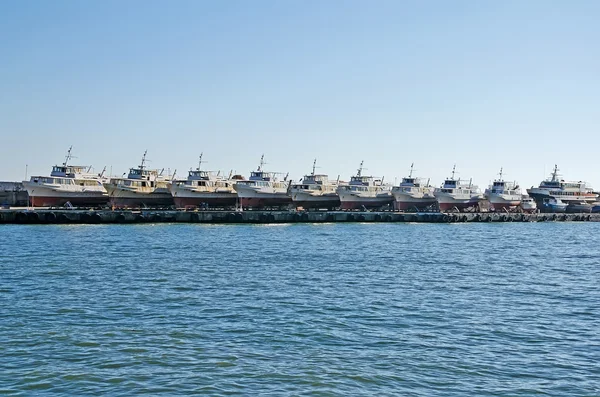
xmin=0 ymin=223 xmax=599 ymax=395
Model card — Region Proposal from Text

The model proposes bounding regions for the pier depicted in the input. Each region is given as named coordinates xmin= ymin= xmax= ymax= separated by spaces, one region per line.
xmin=0 ymin=209 xmax=598 ymax=224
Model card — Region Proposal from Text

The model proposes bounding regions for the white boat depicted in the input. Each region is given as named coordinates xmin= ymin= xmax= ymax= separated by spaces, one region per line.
xmin=169 ymin=154 xmax=239 ymax=209
xmin=527 ymin=165 xmax=597 ymax=206
xmin=23 ymin=146 xmax=108 ymax=207
xmin=290 ymin=159 xmax=342 ymax=209
xmin=336 ymin=161 xmax=393 ymax=210
xmin=484 ymin=168 xmax=522 ymax=211
xmin=234 ymin=155 xmax=292 ymax=209
xmin=434 ymin=165 xmax=483 ymax=211
xmin=391 ymin=163 xmax=436 ymax=211
xmin=104 ymin=151 xmax=174 ymax=208
xmin=520 ymin=195 xmax=537 ymax=213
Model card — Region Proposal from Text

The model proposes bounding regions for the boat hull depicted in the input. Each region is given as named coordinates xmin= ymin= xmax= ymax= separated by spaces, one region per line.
xmin=291 ymin=191 xmax=340 ymax=209
xmin=486 ymin=193 xmax=521 ymax=211
xmin=235 ymin=184 xmax=292 ymax=208
xmin=434 ymin=192 xmax=482 ymax=211
xmin=392 ymin=192 xmax=437 ymax=211
xmin=338 ymin=193 xmax=393 ymax=210
xmin=23 ymin=182 xmax=108 ymax=207
xmin=170 ymin=185 xmax=237 ymax=208
xmin=105 ymin=185 xmax=174 ymax=208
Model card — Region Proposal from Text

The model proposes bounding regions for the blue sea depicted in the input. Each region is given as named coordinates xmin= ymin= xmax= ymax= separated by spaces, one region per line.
xmin=1 ymin=223 xmax=599 ymax=395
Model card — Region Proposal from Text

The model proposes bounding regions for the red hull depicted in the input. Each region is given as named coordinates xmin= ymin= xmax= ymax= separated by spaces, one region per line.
xmin=239 ymin=197 xmax=292 ymax=209
xmin=30 ymin=195 xmax=108 ymax=208
xmin=174 ymin=196 xmax=237 ymax=209
xmin=394 ymin=200 xmax=437 ymax=211
xmin=438 ymin=202 xmax=478 ymax=211
xmin=340 ymin=201 xmax=393 ymax=210
xmin=293 ymin=199 xmax=341 ymax=210
xmin=109 ymin=196 xmax=174 ymax=209
xmin=489 ymin=202 xmax=520 ymax=211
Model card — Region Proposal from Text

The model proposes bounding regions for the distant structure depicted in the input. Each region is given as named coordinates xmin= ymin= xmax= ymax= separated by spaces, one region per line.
xmin=0 ymin=182 xmax=28 ymax=207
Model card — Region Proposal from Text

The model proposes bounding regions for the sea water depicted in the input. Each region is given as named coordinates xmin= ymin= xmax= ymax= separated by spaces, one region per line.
xmin=1 ymin=223 xmax=599 ymax=395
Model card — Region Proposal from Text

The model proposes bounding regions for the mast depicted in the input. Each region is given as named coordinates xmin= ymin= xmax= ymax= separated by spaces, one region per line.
xmin=197 ymin=153 xmax=204 ymax=171
xmin=451 ymin=164 xmax=456 ymax=180
xmin=409 ymin=163 xmax=414 ymax=178
xmin=498 ymin=167 xmax=504 ymax=181
xmin=140 ymin=150 xmax=148 ymax=169
xmin=357 ymin=161 xmax=364 ymax=177
xmin=257 ymin=154 xmax=265 ymax=172
xmin=551 ymin=164 xmax=559 ymax=182
xmin=312 ymin=158 xmax=317 ymax=176
xmin=63 ymin=146 xmax=73 ymax=166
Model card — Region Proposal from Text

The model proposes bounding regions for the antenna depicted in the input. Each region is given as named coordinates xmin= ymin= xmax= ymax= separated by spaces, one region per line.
xmin=63 ymin=146 xmax=75 ymax=166
xmin=25 ymin=164 xmax=28 ymax=180
xmin=197 ymin=153 xmax=204 ymax=171
xmin=357 ymin=161 xmax=364 ymax=177
xmin=140 ymin=150 xmax=148 ymax=169
xmin=312 ymin=158 xmax=317 ymax=176
xmin=551 ymin=164 xmax=559 ymax=182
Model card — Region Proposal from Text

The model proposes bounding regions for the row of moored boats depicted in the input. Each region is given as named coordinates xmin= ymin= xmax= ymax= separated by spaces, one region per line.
xmin=22 ymin=148 xmax=599 ymax=213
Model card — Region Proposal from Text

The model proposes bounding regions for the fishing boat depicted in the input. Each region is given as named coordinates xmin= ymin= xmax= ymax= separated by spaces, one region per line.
xmin=169 ymin=154 xmax=240 ymax=209
xmin=433 ymin=165 xmax=483 ymax=211
xmin=484 ymin=168 xmax=522 ymax=211
xmin=520 ymin=195 xmax=537 ymax=213
xmin=234 ymin=155 xmax=292 ymax=209
xmin=391 ymin=163 xmax=436 ymax=211
xmin=23 ymin=146 xmax=108 ymax=207
xmin=566 ymin=201 xmax=593 ymax=213
xmin=104 ymin=151 xmax=174 ymax=208
xmin=336 ymin=161 xmax=393 ymax=210
xmin=289 ymin=159 xmax=342 ymax=209
xmin=540 ymin=197 xmax=568 ymax=213
xmin=527 ymin=165 xmax=597 ymax=206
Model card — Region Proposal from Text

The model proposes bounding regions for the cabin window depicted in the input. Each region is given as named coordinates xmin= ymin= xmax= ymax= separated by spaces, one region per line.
xmin=141 ymin=181 xmax=147 ymax=188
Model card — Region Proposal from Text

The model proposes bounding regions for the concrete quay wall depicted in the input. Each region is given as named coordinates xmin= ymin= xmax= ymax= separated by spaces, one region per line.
xmin=0 ymin=209 xmax=598 ymax=224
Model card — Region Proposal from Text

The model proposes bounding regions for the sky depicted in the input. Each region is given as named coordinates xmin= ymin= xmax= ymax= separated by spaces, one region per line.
xmin=1 ymin=0 xmax=599 ymax=189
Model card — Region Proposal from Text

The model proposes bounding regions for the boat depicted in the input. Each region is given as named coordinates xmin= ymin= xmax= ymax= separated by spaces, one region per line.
xmin=336 ymin=161 xmax=393 ymax=210
xmin=104 ymin=151 xmax=174 ymax=208
xmin=540 ymin=197 xmax=568 ymax=213
xmin=23 ymin=146 xmax=109 ymax=207
xmin=289 ymin=159 xmax=342 ymax=210
xmin=433 ymin=165 xmax=483 ymax=211
xmin=391 ymin=163 xmax=436 ymax=211
xmin=520 ymin=195 xmax=537 ymax=213
xmin=234 ymin=155 xmax=292 ymax=209
xmin=169 ymin=154 xmax=240 ymax=209
xmin=527 ymin=165 xmax=597 ymax=207
xmin=566 ymin=201 xmax=592 ymax=213
xmin=484 ymin=168 xmax=522 ymax=211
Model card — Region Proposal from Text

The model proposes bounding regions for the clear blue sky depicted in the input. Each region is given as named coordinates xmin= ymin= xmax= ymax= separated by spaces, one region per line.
xmin=1 ymin=0 xmax=598 ymax=189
